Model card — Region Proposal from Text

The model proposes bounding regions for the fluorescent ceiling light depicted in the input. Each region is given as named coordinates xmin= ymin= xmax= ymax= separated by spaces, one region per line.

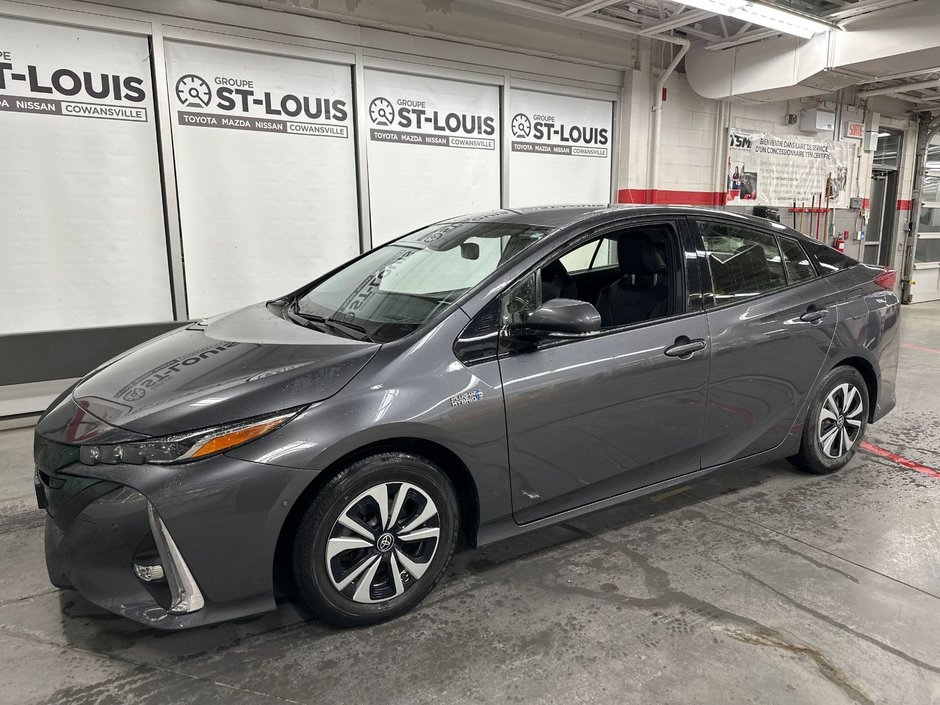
xmin=680 ymin=0 xmax=832 ymax=39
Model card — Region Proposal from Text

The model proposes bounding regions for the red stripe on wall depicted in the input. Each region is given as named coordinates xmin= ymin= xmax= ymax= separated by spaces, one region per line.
xmin=618 ymin=189 xmax=727 ymax=207
xmin=617 ymin=191 xmax=911 ymax=210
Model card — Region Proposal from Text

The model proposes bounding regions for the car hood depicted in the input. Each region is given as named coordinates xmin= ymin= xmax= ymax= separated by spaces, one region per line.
xmin=52 ymin=303 xmax=380 ymax=438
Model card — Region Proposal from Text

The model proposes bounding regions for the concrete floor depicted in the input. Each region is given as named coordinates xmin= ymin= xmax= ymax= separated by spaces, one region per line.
xmin=1 ymin=304 xmax=939 ymax=705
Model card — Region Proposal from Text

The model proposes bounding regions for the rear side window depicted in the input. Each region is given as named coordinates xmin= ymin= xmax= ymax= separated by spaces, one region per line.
xmin=559 ymin=238 xmax=615 ymax=272
xmin=803 ymin=240 xmax=857 ymax=274
xmin=778 ymin=237 xmax=816 ymax=284
xmin=697 ymin=221 xmax=785 ymax=304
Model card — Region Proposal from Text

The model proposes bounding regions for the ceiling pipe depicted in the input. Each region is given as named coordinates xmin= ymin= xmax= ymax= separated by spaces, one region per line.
xmin=487 ymin=0 xmax=691 ymax=46
xmin=559 ymin=0 xmax=624 ymax=18
xmin=827 ymin=0 xmax=917 ymax=21
xmin=704 ymin=27 xmax=780 ymax=50
xmin=858 ymin=78 xmax=940 ymax=98
xmin=640 ymin=10 xmax=715 ymax=36
xmin=858 ymin=67 xmax=940 ymax=86
xmin=650 ymin=41 xmax=691 ymax=194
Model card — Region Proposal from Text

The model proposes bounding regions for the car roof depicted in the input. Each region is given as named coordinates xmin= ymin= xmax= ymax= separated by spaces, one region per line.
xmin=440 ymin=204 xmax=809 ymax=239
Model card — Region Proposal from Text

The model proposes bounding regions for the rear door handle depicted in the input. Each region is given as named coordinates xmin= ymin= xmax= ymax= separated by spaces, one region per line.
xmin=800 ymin=307 xmax=829 ymax=323
xmin=664 ymin=337 xmax=707 ymax=358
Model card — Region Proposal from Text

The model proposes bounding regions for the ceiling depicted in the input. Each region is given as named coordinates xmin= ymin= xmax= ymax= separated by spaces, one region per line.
xmin=507 ymin=0 xmax=917 ymax=51
xmin=487 ymin=0 xmax=939 ymax=106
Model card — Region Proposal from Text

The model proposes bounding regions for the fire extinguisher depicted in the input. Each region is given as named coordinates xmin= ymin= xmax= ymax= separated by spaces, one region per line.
xmin=834 ymin=230 xmax=847 ymax=253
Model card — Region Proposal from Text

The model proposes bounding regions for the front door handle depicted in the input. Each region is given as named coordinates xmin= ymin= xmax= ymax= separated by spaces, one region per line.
xmin=800 ymin=307 xmax=829 ymax=323
xmin=664 ymin=336 xmax=707 ymax=358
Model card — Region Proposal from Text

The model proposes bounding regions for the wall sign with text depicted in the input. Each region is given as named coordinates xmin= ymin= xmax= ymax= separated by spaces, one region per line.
xmin=165 ymin=42 xmax=359 ymax=318
xmin=0 ymin=18 xmax=172 ymax=334
xmin=507 ymin=90 xmax=613 ymax=207
xmin=365 ymin=70 xmax=501 ymax=244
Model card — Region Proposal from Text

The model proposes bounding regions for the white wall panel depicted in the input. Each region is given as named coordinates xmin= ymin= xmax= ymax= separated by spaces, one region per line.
xmin=0 ymin=18 xmax=172 ymax=334
xmin=164 ymin=41 xmax=359 ymax=318
xmin=507 ymin=90 xmax=613 ymax=207
xmin=364 ymin=69 xmax=501 ymax=244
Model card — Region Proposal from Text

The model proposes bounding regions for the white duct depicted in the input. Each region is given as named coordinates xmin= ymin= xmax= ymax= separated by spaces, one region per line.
xmin=686 ymin=0 xmax=940 ymax=101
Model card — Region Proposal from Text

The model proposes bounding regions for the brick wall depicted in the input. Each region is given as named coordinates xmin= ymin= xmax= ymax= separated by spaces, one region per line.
xmin=616 ymin=43 xmax=918 ymax=266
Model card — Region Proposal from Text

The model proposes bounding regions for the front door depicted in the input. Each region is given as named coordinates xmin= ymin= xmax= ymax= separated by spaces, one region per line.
xmin=497 ymin=219 xmax=710 ymax=525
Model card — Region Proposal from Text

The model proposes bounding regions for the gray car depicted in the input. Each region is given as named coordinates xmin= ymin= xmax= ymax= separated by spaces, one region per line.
xmin=34 ymin=205 xmax=899 ymax=629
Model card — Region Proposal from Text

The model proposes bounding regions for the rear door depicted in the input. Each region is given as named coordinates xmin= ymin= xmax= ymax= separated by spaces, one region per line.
xmin=498 ymin=216 xmax=711 ymax=524
xmin=694 ymin=217 xmax=840 ymax=466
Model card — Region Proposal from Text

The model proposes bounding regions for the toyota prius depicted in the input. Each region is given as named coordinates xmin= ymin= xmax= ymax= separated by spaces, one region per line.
xmin=34 ymin=205 xmax=899 ymax=629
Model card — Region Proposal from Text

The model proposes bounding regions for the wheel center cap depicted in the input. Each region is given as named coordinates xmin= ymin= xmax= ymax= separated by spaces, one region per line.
xmin=837 ymin=415 xmax=845 ymax=428
xmin=376 ymin=532 xmax=395 ymax=553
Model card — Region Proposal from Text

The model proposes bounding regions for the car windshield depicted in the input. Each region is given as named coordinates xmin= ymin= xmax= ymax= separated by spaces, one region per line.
xmin=292 ymin=221 xmax=550 ymax=342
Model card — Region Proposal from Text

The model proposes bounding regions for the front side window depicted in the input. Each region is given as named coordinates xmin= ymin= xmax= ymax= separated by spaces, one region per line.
xmin=294 ymin=221 xmax=549 ymax=342
xmin=499 ymin=223 xmax=679 ymax=331
xmin=698 ymin=221 xmax=785 ymax=304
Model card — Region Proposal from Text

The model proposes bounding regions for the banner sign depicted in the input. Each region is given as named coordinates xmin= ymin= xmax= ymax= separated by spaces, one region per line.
xmin=166 ymin=42 xmax=359 ymax=318
xmin=0 ymin=19 xmax=172 ymax=334
xmin=365 ymin=70 xmax=500 ymax=244
xmin=170 ymin=59 xmax=350 ymax=139
xmin=508 ymin=90 xmax=613 ymax=207
xmin=727 ymin=129 xmax=855 ymax=208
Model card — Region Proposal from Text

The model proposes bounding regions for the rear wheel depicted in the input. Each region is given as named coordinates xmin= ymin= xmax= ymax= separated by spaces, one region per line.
xmin=791 ymin=366 xmax=869 ymax=475
xmin=292 ymin=452 xmax=459 ymax=626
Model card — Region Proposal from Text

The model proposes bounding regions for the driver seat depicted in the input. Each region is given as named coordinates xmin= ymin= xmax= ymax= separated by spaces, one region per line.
xmin=540 ymin=260 xmax=578 ymax=302
xmin=596 ymin=233 xmax=668 ymax=327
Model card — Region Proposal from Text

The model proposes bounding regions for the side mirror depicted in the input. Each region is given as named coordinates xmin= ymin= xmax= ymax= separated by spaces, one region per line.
xmin=518 ymin=298 xmax=601 ymax=338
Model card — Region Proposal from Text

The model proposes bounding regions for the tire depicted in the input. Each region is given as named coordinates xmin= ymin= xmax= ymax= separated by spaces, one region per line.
xmin=292 ymin=452 xmax=459 ymax=627
xmin=790 ymin=366 xmax=869 ymax=475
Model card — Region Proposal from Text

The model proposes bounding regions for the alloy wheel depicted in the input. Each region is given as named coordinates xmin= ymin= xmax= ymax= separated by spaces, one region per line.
xmin=818 ymin=382 xmax=865 ymax=459
xmin=325 ymin=482 xmax=440 ymax=604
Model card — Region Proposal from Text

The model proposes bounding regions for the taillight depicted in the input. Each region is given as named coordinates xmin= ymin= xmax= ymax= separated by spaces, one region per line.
xmin=874 ymin=268 xmax=896 ymax=290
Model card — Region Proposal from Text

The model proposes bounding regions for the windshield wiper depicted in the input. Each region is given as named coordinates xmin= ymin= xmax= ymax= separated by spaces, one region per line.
xmin=288 ymin=300 xmax=374 ymax=342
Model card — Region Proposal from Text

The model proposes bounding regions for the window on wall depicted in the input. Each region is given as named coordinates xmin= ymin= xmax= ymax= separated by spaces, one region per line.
xmin=698 ymin=221 xmax=785 ymax=303
xmin=873 ymin=129 xmax=903 ymax=170
xmin=915 ymin=237 xmax=940 ymax=263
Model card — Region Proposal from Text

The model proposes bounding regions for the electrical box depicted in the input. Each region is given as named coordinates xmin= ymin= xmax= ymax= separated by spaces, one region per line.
xmin=800 ymin=109 xmax=835 ymax=132
xmin=849 ymin=196 xmax=864 ymax=209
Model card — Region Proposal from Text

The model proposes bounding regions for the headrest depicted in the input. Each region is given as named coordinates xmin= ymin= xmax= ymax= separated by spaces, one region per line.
xmin=617 ymin=233 xmax=667 ymax=277
xmin=541 ymin=260 xmax=569 ymax=281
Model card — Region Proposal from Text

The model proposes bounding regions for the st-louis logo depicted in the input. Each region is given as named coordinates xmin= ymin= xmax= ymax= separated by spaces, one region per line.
xmin=175 ymin=74 xmax=212 ymax=108
xmin=369 ymin=97 xmax=395 ymax=126
xmin=511 ymin=113 xmax=531 ymax=138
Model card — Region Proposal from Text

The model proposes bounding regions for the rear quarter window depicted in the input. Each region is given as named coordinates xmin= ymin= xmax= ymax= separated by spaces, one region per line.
xmin=802 ymin=240 xmax=857 ymax=274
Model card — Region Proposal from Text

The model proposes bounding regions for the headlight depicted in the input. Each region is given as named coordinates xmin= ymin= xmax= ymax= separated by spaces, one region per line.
xmin=78 ymin=408 xmax=303 ymax=466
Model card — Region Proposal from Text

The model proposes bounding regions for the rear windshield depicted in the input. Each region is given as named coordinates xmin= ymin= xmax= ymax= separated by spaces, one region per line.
xmin=292 ymin=221 xmax=550 ymax=342
xmin=802 ymin=240 xmax=857 ymax=274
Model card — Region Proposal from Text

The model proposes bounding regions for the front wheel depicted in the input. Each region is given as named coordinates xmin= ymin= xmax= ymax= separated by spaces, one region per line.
xmin=292 ymin=452 xmax=459 ymax=626
xmin=790 ymin=366 xmax=869 ymax=475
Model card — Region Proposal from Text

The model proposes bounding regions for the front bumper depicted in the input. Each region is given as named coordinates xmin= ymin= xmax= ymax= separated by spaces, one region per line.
xmin=37 ymin=437 xmax=312 ymax=630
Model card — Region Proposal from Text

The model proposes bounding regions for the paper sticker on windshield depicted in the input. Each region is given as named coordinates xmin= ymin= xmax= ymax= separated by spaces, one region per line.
xmin=450 ymin=389 xmax=483 ymax=407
